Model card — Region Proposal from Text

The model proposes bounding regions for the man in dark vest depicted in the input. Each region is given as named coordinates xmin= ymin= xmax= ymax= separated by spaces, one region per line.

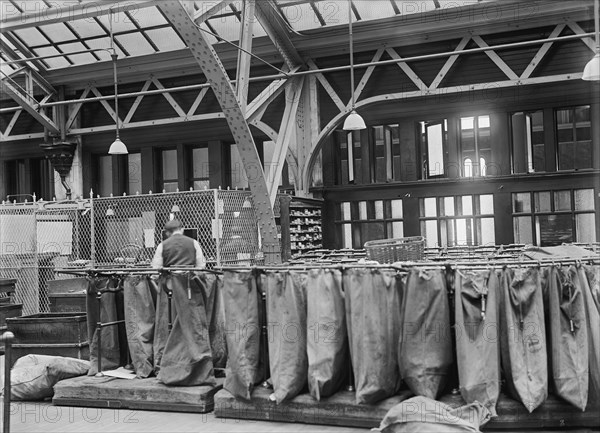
xmin=151 ymin=219 xmax=205 ymax=269
xmin=150 ymin=219 xmax=215 ymax=386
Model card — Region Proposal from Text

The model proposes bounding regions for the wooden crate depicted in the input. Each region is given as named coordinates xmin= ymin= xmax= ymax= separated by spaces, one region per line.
xmin=11 ymin=342 xmax=89 ymax=366
xmin=6 ymin=312 xmax=87 ymax=345
xmin=0 ymin=303 xmax=23 ymax=328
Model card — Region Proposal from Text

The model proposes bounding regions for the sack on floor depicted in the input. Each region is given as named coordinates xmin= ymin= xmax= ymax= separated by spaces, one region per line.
xmin=399 ymin=268 xmax=452 ymax=400
xmin=222 ymin=270 xmax=263 ymax=400
xmin=306 ymin=268 xmax=348 ymax=400
xmin=547 ymin=266 xmax=588 ymax=411
xmin=86 ymin=277 xmax=122 ymax=376
xmin=11 ymin=354 xmax=89 ymax=401
xmin=372 ymin=396 xmax=491 ymax=433
xmin=344 ymin=268 xmax=402 ymax=404
xmin=455 ymin=270 xmax=500 ymax=417
xmin=499 ymin=267 xmax=547 ymax=413
xmin=267 ymin=270 xmax=308 ymax=404
xmin=580 ymin=265 xmax=600 ymax=411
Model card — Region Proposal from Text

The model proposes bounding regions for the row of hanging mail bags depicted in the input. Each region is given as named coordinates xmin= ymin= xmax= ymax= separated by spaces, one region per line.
xmin=265 ymin=269 xmax=349 ymax=403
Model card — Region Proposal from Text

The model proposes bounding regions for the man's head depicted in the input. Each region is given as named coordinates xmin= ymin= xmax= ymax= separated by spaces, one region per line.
xmin=164 ymin=219 xmax=183 ymax=237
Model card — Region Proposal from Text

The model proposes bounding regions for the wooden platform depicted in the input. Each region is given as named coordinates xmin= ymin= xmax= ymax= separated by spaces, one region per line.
xmin=214 ymin=387 xmax=600 ymax=431
xmin=53 ymin=375 xmax=223 ymax=413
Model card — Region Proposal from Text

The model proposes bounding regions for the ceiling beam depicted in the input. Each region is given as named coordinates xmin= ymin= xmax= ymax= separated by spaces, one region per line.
xmin=193 ymin=0 xmax=229 ymax=24
xmin=235 ymin=0 xmax=256 ymax=115
xmin=0 ymin=0 xmax=157 ymax=32
xmin=254 ymin=0 xmax=303 ymax=68
xmin=1 ymin=77 xmax=59 ymax=133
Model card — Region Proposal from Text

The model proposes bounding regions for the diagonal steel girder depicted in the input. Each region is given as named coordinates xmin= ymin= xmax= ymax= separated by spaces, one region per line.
xmin=1 ymin=77 xmax=59 ymax=133
xmin=159 ymin=0 xmax=281 ymax=264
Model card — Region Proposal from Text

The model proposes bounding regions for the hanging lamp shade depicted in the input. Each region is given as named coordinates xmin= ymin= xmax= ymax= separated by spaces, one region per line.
xmin=582 ymin=52 xmax=600 ymax=81
xmin=108 ymin=138 xmax=128 ymax=155
xmin=343 ymin=110 xmax=366 ymax=130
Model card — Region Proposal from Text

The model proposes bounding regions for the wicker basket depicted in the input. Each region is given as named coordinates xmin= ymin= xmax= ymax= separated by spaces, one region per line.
xmin=364 ymin=236 xmax=425 ymax=263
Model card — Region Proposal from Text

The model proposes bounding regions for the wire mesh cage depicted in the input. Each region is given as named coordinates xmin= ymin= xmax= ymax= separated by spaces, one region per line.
xmin=0 ymin=200 xmax=91 ymax=314
xmin=90 ymin=190 xmax=262 ymax=268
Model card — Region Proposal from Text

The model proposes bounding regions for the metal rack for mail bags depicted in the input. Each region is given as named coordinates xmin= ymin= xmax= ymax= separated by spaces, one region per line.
xmin=364 ymin=236 xmax=425 ymax=263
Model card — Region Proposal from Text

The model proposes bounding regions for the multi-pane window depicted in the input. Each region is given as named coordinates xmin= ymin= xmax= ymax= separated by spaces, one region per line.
xmin=513 ymin=189 xmax=596 ymax=246
xmin=334 ymin=130 xmax=363 ymax=184
xmin=127 ymin=152 xmax=142 ymax=194
xmin=419 ymin=120 xmax=447 ymax=179
xmin=419 ymin=195 xmax=495 ymax=248
xmin=336 ymin=199 xmax=404 ymax=249
xmin=372 ymin=124 xmax=401 ymax=182
xmin=556 ymin=106 xmax=593 ymax=170
xmin=189 ymin=146 xmax=209 ymax=190
xmin=160 ymin=149 xmax=178 ymax=192
xmin=460 ymin=115 xmax=491 ymax=177
xmin=511 ymin=110 xmax=545 ymax=173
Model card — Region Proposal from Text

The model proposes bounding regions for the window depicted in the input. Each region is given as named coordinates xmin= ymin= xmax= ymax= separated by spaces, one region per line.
xmin=189 ymin=146 xmax=209 ymax=190
xmin=127 ymin=153 xmax=142 ymax=194
xmin=513 ymin=189 xmax=596 ymax=246
xmin=511 ymin=110 xmax=545 ymax=173
xmin=372 ymin=124 xmax=401 ymax=182
xmin=419 ymin=120 xmax=447 ymax=179
xmin=460 ymin=115 xmax=491 ymax=177
xmin=3 ymin=158 xmax=54 ymax=201
xmin=334 ymin=130 xmax=364 ymax=184
xmin=419 ymin=195 xmax=495 ymax=248
xmin=336 ymin=199 xmax=404 ymax=249
xmin=159 ymin=149 xmax=178 ymax=192
xmin=96 ymin=155 xmax=113 ymax=197
xmin=556 ymin=106 xmax=592 ymax=170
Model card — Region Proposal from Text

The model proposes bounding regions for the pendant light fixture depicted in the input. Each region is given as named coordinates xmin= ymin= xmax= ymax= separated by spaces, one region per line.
xmin=108 ymin=9 xmax=128 ymax=154
xmin=582 ymin=0 xmax=600 ymax=81
xmin=343 ymin=0 xmax=366 ymax=130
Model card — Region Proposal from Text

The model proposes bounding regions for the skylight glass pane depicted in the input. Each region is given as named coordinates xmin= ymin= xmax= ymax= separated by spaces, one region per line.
xmin=281 ymin=2 xmax=320 ymax=31
xmin=208 ymin=14 xmax=241 ymax=42
xmin=353 ymin=0 xmax=395 ymax=22
xmin=114 ymin=32 xmax=156 ymax=56
xmin=32 ymin=47 xmax=70 ymax=69
xmin=37 ymin=23 xmax=75 ymax=43
xmin=85 ymin=37 xmax=125 ymax=60
xmin=97 ymin=11 xmax=138 ymax=33
xmin=129 ymin=6 xmax=169 ymax=27
xmin=312 ymin=0 xmax=346 ymax=26
xmin=145 ymin=28 xmax=186 ymax=52
xmin=13 ymin=28 xmax=48 ymax=46
xmin=68 ymin=19 xmax=106 ymax=38
xmin=59 ymin=41 xmax=96 ymax=65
